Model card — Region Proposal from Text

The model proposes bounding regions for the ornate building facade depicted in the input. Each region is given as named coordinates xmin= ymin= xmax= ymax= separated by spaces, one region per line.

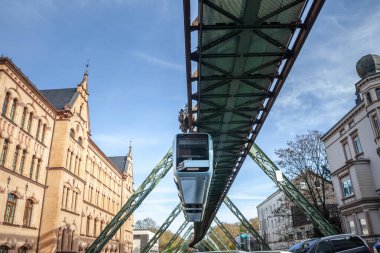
xmin=322 ymin=54 xmax=380 ymax=241
xmin=0 ymin=57 xmax=134 ymax=252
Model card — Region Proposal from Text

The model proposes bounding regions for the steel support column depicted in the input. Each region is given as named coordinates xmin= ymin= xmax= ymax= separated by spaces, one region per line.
xmin=173 ymin=226 xmax=193 ymax=253
xmin=224 ymin=196 xmax=270 ymax=250
xmin=214 ymin=216 xmax=240 ymax=250
xmin=249 ymin=143 xmax=337 ymax=235
xmin=209 ymin=227 xmax=229 ymax=250
xmin=86 ymin=148 xmax=173 ymax=253
xmin=143 ymin=203 xmax=182 ymax=253
xmin=205 ymin=234 xmax=221 ymax=251
xmin=162 ymin=221 xmax=189 ymax=253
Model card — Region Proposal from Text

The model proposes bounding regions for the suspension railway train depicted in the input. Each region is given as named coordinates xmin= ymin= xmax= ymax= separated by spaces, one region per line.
xmin=173 ymin=133 xmax=213 ymax=222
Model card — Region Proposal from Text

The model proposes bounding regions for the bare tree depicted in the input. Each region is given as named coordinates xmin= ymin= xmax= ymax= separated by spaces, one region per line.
xmin=134 ymin=217 xmax=158 ymax=232
xmin=275 ymin=130 xmax=340 ymax=233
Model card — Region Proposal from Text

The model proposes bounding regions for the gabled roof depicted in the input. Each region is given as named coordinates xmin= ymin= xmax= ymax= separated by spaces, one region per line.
xmin=40 ymin=88 xmax=77 ymax=110
xmin=108 ymin=156 xmax=127 ymax=173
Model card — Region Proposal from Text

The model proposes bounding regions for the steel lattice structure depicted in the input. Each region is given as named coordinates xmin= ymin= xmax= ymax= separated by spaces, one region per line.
xmin=161 ymin=221 xmax=189 ymax=253
xmin=249 ymin=143 xmax=337 ymax=235
xmin=214 ymin=216 xmax=240 ymax=250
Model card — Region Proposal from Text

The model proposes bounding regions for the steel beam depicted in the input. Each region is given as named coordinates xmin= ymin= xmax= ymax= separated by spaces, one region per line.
xmin=173 ymin=226 xmax=193 ymax=253
xmin=249 ymin=143 xmax=337 ymax=235
xmin=205 ymin=234 xmax=220 ymax=251
xmin=224 ymin=196 xmax=270 ymax=250
xmin=214 ymin=216 xmax=240 ymax=250
xmin=86 ymin=148 xmax=173 ymax=253
xmin=209 ymin=227 xmax=229 ymax=250
xmin=142 ymin=203 xmax=182 ymax=253
xmin=162 ymin=220 xmax=189 ymax=253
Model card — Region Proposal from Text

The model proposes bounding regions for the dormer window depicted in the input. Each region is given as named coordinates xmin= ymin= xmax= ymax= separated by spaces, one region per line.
xmin=366 ymin=92 xmax=372 ymax=104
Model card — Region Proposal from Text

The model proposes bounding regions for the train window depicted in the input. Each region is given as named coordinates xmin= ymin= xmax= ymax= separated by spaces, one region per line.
xmin=176 ymin=134 xmax=209 ymax=165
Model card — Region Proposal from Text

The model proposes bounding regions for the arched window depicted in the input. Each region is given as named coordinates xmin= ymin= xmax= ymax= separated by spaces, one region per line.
xmin=35 ymin=159 xmax=41 ymax=182
xmin=86 ymin=216 xmax=91 ymax=236
xmin=78 ymin=137 xmax=83 ymax=145
xmin=0 ymin=245 xmax=10 ymax=253
xmin=27 ymin=112 xmax=33 ymax=133
xmin=12 ymin=146 xmax=20 ymax=171
xmin=20 ymin=107 xmax=27 ymax=128
xmin=61 ymin=228 xmax=67 ymax=252
xmin=18 ymin=246 xmax=28 ymax=253
xmin=4 ymin=193 xmax=17 ymax=223
xmin=9 ymin=99 xmax=17 ymax=121
xmin=29 ymin=155 xmax=35 ymax=179
xmin=70 ymin=129 xmax=75 ymax=139
xmin=94 ymin=219 xmax=98 ymax=237
xmin=23 ymin=199 xmax=34 ymax=227
xmin=366 ymin=92 xmax=372 ymax=104
xmin=2 ymin=92 xmax=11 ymax=116
xmin=19 ymin=150 xmax=26 ymax=174
xmin=36 ymin=119 xmax=41 ymax=140
xmin=0 ymin=139 xmax=9 ymax=166
xmin=41 ymin=124 xmax=47 ymax=143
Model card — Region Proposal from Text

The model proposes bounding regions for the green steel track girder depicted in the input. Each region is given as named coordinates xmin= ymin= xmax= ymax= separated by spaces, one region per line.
xmin=249 ymin=143 xmax=337 ymax=236
xmin=177 ymin=232 xmax=193 ymax=253
xmin=86 ymin=148 xmax=173 ymax=253
xmin=162 ymin=221 xmax=189 ymax=253
xmin=173 ymin=226 xmax=193 ymax=253
xmin=224 ymin=196 xmax=270 ymax=250
xmin=209 ymin=227 xmax=229 ymax=250
xmin=206 ymin=234 xmax=220 ymax=251
xmin=142 ymin=203 xmax=182 ymax=253
xmin=214 ymin=216 xmax=240 ymax=250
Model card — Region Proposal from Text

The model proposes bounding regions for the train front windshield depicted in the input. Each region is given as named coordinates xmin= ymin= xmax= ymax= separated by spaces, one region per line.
xmin=176 ymin=134 xmax=209 ymax=168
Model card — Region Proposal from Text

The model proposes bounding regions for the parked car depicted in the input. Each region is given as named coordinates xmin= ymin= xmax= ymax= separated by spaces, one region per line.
xmin=373 ymin=238 xmax=380 ymax=253
xmin=305 ymin=234 xmax=371 ymax=253
xmin=289 ymin=239 xmax=319 ymax=253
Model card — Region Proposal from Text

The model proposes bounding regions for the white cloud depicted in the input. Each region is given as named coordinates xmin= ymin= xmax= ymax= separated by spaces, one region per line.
xmin=131 ymin=51 xmax=184 ymax=72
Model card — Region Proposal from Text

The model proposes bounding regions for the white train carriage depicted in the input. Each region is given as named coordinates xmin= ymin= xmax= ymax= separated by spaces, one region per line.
xmin=173 ymin=133 xmax=213 ymax=222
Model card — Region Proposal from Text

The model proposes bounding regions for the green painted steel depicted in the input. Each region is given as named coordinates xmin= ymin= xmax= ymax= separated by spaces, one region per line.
xmin=209 ymin=228 xmax=228 ymax=250
xmin=86 ymin=148 xmax=173 ymax=253
xmin=214 ymin=216 xmax=240 ymax=250
xmin=224 ymin=196 xmax=270 ymax=250
xmin=185 ymin=0 xmax=327 ymax=245
xmin=205 ymin=235 xmax=220 ymax=251
xmin=176 ymin=230 xmax=193 ymax=253
xmin=173 ymin=226 xmax=193 ymax=253
xmin=249 ymin=143 xmax=337 ymax=236
xmin=162 ymin=220 xmax=189 ymax=253
xmin=142 ymin=203 xmax=182 ymax=253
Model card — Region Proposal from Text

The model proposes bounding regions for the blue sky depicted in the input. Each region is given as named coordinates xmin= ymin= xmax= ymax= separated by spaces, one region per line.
xmin=1 ymin=0 xmax=380 ymax=233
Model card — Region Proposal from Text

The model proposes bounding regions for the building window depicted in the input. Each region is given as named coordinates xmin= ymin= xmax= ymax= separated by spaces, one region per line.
xmin=0 ymin=245 xmax=10 ymax=253
xmin=376 ymin=88 xmax=380 ymax=100
xmin=2 ymin=92 xmax=10 ymax=116
xmin=78 ymin=137 xmax=83 ymax=145
xmin=19 ymin=150 xmax=26 ymax=174
xmin=300 ymin=181 xmax=307 ymax=190
xmin=9 ymin=99 xmax=17 ymax=121
xmin=23 ymin=199 xmax=34 ymax=227
xmin=372 ymin=115 xmax=380 ymax=137
xmin=36 ymin=119 xmax=41 ymax=140
xmin=366 ymin=92 xmax=372 ymax=104
xmin=342 ymin=178 xmax=354 ymax=197
xmin=359 ymin=218 xmax=369 ymax=235
xmin=86 ymin=216 xmax=91 ymax=236
xmin=70 ymin=129 xmax=75 ymax=139
xmin=27 ymin=112 xmax=33 ymax=133
xmin=94 ymin=219 xmax=98 ymax=237
xmin=41 ymin=124 xmax=46 ymax=143
xmin=35 ymin=159 xmax=41 ymax=182
xmin=342 ymin=142 xmax=352 ymax=161
xmin=0 ymin=139 xmax=9 ymax=166
xmin=29 ymin=155 xmax=35 ymax=179
xmin=4 ymin=193 xmax=17 ymax=223
xmin=352 ymin=135 xmax=363 ymax=155
xmin=19 ymin=246 xmax=28 ymax=253
xmin=296 ymin=231 xmax=303 ymax=240
xmin=349 ymin=220 xmax=357 ymax=234
xmin=20 ymin=107 xmax=27 ymax=129
xmin=12 ymin=146 xmax=20 ymax=171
